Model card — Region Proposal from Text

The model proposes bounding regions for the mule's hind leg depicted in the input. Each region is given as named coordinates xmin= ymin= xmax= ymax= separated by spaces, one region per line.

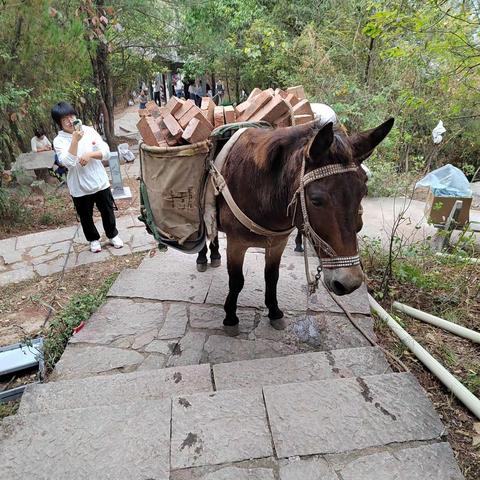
xmin=265 ymin=238 xmax=289 ymax=330
xmin=224 ymin=237 xmax=247 ymax=330
xmin=209 ymin=235 xmax=221 ymax=268
xmin=196 ymin=243 xmax=208 ymax=272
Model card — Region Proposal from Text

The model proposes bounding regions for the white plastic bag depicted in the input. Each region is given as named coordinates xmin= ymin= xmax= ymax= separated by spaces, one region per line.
xmin=416 ymin=164 xmax=472 ymax=197
xmin=118 ymin=143 xmax=135 ymax=163
xmin=432 ymin=120 xmax=446 ymax=144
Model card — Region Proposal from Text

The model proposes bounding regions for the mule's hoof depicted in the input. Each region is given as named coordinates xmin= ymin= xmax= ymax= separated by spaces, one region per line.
xmin=196 ymin=262 xmax=207 ymax=272
xmin=210 ymin=257 xmax=221 ymax=268
xmin=294 ymin=245 xmax=304 ymax=253
xmin=224 ymin=324 xmax=240 ymax=336
xmin=270 ymin=317 xmax=288 ymax=330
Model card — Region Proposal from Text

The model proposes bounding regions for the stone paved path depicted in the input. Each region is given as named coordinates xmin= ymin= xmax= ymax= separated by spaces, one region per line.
xmin=0 ymin=239 xmax=465 ymax=479
xmin=0 ymin=157 xmax=153 ymax=287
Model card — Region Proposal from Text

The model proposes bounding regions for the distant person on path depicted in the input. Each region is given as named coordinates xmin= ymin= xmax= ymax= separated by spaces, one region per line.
xmin=175 ymin=77 xmax=184 ymax=98
xmin=215 ymin=80 xmax=225 ymax=104
xmin=153 ymin=75 xmax=162 ymax=105
xmin=195 ymin=80 xmax=204 ymax=106
xmin=139 ymin=90 xmax=148 ymax=109
xmin=51 ymin=101 xmax=123 ymax=253
xmin=188 ymin=83 xmax=196 ymax=103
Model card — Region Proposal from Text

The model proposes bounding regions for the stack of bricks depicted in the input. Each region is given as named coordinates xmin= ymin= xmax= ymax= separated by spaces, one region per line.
xmin=136 ymin=96 xmax=214 ymax=147
xmin=136 ymin=85 xmax=314 ymax=147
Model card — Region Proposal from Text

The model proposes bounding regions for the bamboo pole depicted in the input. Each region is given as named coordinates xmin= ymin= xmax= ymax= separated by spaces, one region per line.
xmin=369 ymin=294 xmax=480 ymax=420
xmin=393 ymin=301 xmax=480 ymax=344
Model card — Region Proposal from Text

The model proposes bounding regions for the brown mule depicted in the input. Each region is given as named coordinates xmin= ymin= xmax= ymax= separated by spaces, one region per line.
xmin=216 ymin=118 xmax=394 ymax=330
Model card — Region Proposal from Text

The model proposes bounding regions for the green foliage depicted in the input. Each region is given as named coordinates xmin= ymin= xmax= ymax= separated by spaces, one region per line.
xmin=0 ymin=187 xmax=30 ymax=225
xmin=43 ymin=273 xmax=117 ymax=373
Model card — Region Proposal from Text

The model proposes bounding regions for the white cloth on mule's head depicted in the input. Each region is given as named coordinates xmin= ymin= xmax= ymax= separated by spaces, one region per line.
xmin=310 ymin=103 xmax=337 ymax=126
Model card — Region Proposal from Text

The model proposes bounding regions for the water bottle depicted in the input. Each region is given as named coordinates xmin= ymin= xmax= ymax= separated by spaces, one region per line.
xmin=91 ymin=141 xmax=99 ymax=152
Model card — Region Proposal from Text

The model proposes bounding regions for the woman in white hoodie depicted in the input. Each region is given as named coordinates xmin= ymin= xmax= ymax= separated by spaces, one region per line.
xmin=51 ymin=102 xmax=123 ymax=253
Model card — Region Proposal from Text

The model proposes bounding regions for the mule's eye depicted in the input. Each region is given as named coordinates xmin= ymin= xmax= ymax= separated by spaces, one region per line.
xmin=310 ymin=195 xmax=326 ymax=207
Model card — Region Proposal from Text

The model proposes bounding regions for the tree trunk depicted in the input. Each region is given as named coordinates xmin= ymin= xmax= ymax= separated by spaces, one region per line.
xmin=86 ymin=1 xmax=116 ymax=148
xmin=364 ymin=37 xmax=375 ymax=87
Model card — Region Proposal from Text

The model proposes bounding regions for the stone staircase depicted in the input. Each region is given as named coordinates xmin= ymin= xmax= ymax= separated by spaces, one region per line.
xmin=0 ymin=242 xmax=465 ymax=479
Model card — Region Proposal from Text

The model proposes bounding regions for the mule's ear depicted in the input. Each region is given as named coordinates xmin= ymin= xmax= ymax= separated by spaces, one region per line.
xmin=350 ymin=117 xmax=394 ymax=162
xmin=307 ymin=122 xmax=334 ymax=160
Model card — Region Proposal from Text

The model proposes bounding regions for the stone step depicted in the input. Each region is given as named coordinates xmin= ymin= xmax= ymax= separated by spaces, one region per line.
xmin=1 ymin=373 xmax=457 ymax=479
xmin=18 ymin=363 xmax=213 ymax=415
xmin=1 ymin=399 xmax=172 ymax=480
xmin=212 ymin=346 xmax=389 ymax=390
xmin=19 ymin=347 xmax=386 ymax=415
xmin=171 ymin=372 xmax=445 ymax=469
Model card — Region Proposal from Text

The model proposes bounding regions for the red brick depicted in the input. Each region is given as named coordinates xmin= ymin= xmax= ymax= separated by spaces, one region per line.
xmin=214 ymin=106 xmax=225 ymax=128
xmin=164 ymin=96 xmax=184 ymax=115
xmin=285 ymin=93 xmax=300 ymax=107
xmin=224 ymin=105 xmax=236 ymax=124
xmin=200 ymin=96 xmax=216 ymax=125
xmin=286 ymin=85 xmax=305 ymax=99
xmin=173 ymin=99 xmax=195 ymax=120
xmin=182 ymin=115 xmax=213 ymax=144
xmin=294 ymin=114 xmax=314 ymax=125
xmin=247 ymin=88 xmax=262 ymax=101
xmin=250 ymin=95 xmax=290 ymax=124
xmin=136 ymin=117 xmax=163 ymax=146
xmin=138 ymin=109 xmax=149 ymax=117
xmin=178 ymin=105 xmax=205 ymax=129
xmin=235 ymin=101 xmax=250 ymax=117
xmin=146 ymin=101 xmax=160 ymax=117
xmin=292 ymin=99 xmax=313 ymax=116
xmin=274 ymin=88 xmax=288 ymax=99
xmin=237 ymin=90 xmax=274 ymax=122
xmin=162 ymin=112 xmax=184 ymax=141
xmin=273 ymin=112 xmax=293 ymax=128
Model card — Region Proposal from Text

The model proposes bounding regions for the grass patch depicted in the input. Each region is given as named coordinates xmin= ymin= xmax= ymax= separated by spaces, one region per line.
xmin=43 ymin=273 xmax=118 ymax=374
xmin=0 ymin=401 xmax=19 ymax=420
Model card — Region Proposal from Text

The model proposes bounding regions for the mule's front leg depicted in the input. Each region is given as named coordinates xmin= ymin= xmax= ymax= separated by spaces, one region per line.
xmin=224 ymin=238 xmax=247 ymax=328
xmin=265 ymin=238 xmax=288 ymax=330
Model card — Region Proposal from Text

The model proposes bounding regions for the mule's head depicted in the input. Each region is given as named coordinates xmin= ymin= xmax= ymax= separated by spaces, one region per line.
xmin=301 ymin=118 xmax=394 ymax=295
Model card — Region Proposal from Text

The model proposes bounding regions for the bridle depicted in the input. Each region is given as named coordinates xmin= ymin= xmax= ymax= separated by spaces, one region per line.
xmin=287 ymin=153 xmax=362 ymax=292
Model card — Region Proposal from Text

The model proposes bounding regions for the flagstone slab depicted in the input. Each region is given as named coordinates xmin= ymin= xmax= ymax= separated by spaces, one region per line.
xmin=190 ymin=305 xmax=257 ymax=333
xmin=1 ymin=400 xmax=171 ymax=480
xmin=0 ymin=266 xmax=35 ymax=287
xmin=34 ymin=255 xmax=67 ymax=276
xmin=20 ymin=363 xmax=212 ymax=414
xmin=108 ymin=251 xmax=214 ymax=303
xmin=263 ymin=373 xmax=444 ymax=458
xmin=279 ymin=456 xmax=337 ymax=480
xmin=158 ymin=303 xmax=189 ymax=339
xmin=70 ymin=298 xmax=164 ymax=346
xmin=213 ymin=347 xmax=389 ymax=390
xmin=171 ymin=388 xmax=273 ymax=469
xmin=172 ymin=463 xmax=276 ymax=480
xmin=332 ymin=442 xmax=464 ymax=480
xmin=167 ymin=331 xmax=208 ymax=367
xmin=16 ymin=226 xmax=77 ymax=250
xmin=52 ymin=345 xmax=144 ymax=380
xmin=203 ymin=334 xmax=297 ymax=364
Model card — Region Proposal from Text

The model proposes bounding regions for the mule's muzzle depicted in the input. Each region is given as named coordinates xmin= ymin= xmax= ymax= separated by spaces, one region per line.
xmin=323 ymin=265 xmax=364 ymax=296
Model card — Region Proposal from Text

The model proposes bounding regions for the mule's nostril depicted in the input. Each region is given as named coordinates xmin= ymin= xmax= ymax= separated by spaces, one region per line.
xmin=332 ymin=280 xmax=348 ymax=296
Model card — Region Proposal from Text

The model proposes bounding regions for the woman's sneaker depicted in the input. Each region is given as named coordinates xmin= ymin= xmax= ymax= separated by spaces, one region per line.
xmin=109 ymin=235 xmax=124 ymax=249
xmin=90 ymin=240 xmax=102 ymax=253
